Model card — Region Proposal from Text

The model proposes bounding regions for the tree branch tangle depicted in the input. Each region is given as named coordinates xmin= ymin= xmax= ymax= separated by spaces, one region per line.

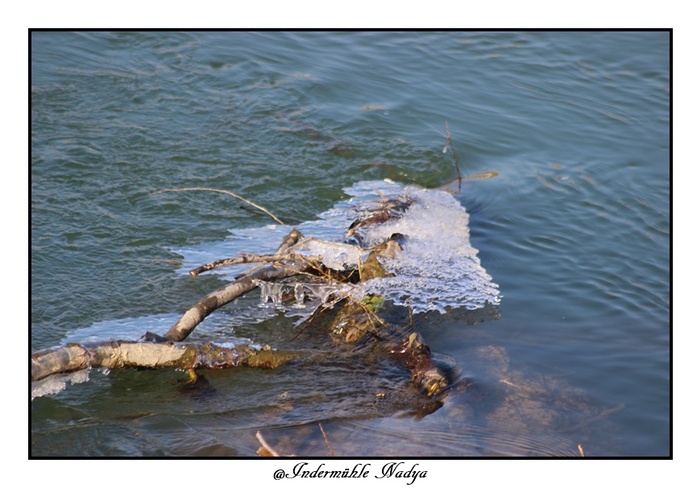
xmin=32 ymin=194 xmax=457 ymax=402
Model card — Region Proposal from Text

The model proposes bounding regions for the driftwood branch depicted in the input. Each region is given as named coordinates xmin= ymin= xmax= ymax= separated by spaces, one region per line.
xmin=274 ymin=228 xmax=303 ymax=254
xmin=231 ymin=228 xmax=304 ymax=280
xmin=164 ymin=261 xmax=310 ymax=342
xmin=256 ymin=431 xmax=281 ymax=457
xmin=31 ymin=340 xmax=303 ymax=382
xmin=188 ymin=252 xmax=320 ymax=277
xmin=164 ymin=229 xmax=307 ymax=342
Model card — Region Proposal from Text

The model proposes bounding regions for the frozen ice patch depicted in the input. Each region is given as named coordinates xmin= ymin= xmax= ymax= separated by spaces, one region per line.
xmin=61 ymin=313 xmax=181 ymax=344
xmin=32 ymin=369 xmax=90 ymax=400
xmin=172 ymin=180 xmax=500 ymax=314
xmin=355 ymin=184 xmax=501 ymax=313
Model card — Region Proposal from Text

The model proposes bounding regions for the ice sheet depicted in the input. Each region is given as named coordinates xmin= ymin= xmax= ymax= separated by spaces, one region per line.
xmin=173 ymin=180 xmax=501 ymax=314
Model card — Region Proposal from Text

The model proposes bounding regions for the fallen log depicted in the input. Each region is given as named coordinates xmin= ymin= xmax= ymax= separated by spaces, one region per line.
xmin=31 ymin=340 xmax=303 ymax=382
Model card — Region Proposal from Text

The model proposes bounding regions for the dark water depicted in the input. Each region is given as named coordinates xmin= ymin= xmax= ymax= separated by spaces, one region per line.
xmin=31 ymin=31 xmax=670 ymax=457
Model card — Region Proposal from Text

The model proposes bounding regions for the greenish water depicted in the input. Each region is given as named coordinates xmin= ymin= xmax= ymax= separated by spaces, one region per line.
xmin=31 ymin=31 xmax=669 ymax=457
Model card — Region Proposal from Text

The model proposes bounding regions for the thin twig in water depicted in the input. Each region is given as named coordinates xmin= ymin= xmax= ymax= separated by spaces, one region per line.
xmin=256 ymin=431 xmax=280 ymax=457
xmin=443 ymin=120 xmax=462 ymax=186
xmin=577 ymin=443 xmax=585 ymax=457
xmin=351 ymin=295 xmax=391 ymax=337
xmin=153 ymin=187 xmax=285 ymax=225
xmin=319 ymin=422 xmax=335 ymax=456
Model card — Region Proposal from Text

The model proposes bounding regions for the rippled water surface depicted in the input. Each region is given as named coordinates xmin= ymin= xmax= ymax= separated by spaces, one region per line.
xmin=31 ymin=31 xmax=670 ymax=457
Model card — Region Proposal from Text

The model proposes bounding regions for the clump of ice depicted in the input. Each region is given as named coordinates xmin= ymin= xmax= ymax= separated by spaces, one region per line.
xmin=32 ymin=369 xmax=90 ymax=400
xmin=172 ymin=179 xmax=500 ymax=314
xmin=355 ymin=184 xmax=501 ymax=313
xmin=61 ymin=313 xmax=182 ymax=344
xmin=255 ymin=279 xmax=353 ymax=309
xmin=292 ymin=239 xmax=368 ymax=271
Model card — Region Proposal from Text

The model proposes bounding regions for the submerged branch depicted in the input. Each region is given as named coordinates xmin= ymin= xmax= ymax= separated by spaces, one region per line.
xmin=388 ymin=332 xmax=450 ymax=398
xmin=319 ymin=423 xmax=335 ymax=456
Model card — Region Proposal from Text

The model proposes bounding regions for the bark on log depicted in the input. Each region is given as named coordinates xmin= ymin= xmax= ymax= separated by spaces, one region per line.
xmin=31 ymin=340 xmax=302 ymax=382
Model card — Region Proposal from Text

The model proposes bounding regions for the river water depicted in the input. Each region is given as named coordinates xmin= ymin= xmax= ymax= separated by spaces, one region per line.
xmin=30 ymin=31 xmax=670 ymax=458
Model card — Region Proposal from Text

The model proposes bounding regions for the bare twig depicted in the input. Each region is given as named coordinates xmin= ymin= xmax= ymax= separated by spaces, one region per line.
xmin=256 ymin=431 xmax=280 ymax=457
xmin=443 ymin=120 xmax=462 ymax=186
xmin=189 ymin=253 xmax=322 ymax=277
xmin=319 ymin=422 xmax=335 ymax=456
xmin=153 ymin=187 xmax=285 ymax=225
xmin=233 ymin=228 xmax=303 ymax=280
